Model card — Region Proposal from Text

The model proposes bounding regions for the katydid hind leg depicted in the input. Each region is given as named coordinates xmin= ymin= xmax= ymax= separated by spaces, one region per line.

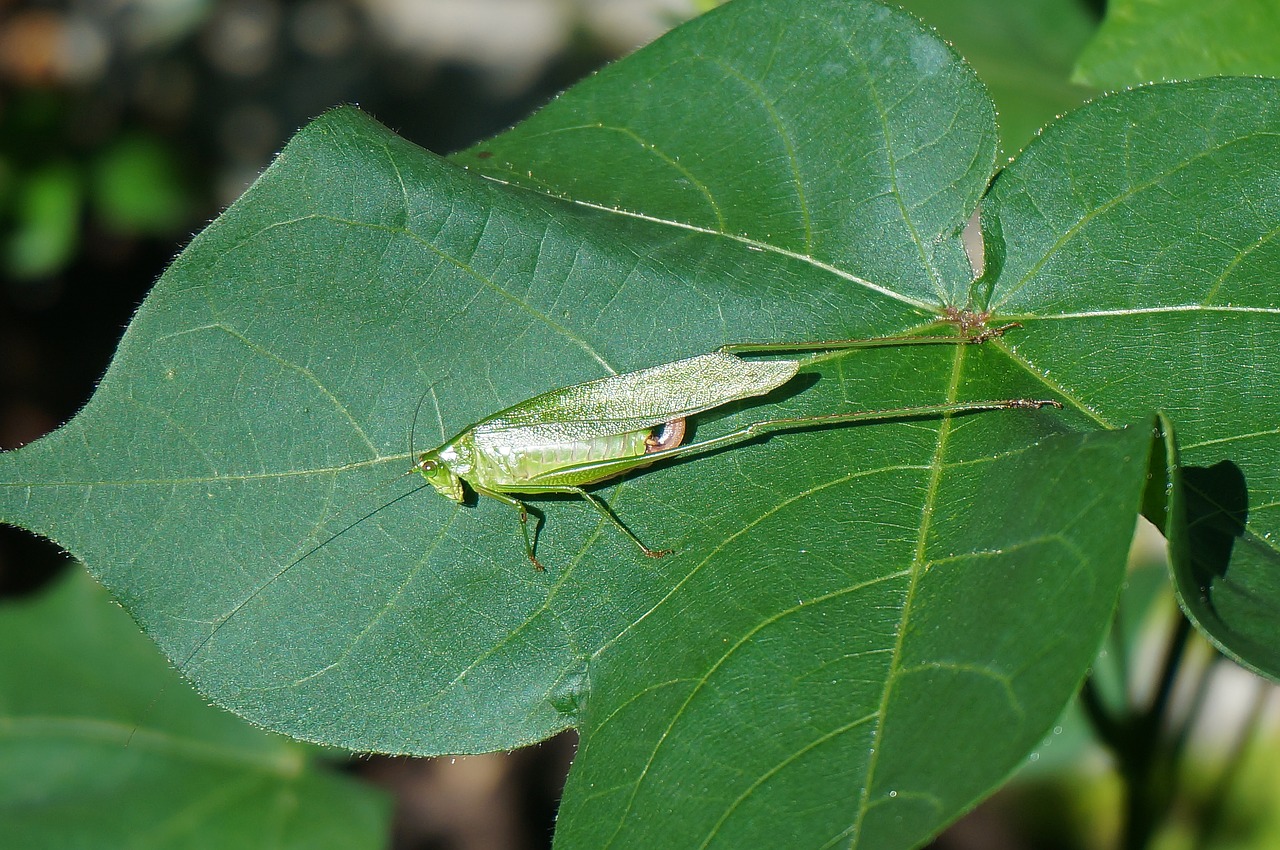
xmin=662 ymin=398 xmax=1064 ymax=460
xmin=728 ymin=398 xmax=1064 ymax=444
xmin=527 ymin=397 xmax=1063 ymax=485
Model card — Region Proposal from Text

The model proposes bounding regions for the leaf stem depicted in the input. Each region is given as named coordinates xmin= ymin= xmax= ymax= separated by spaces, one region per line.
xmin=1117 ymin=612 xmax=1192 ymax=850
xmin=1083 ymin=604 xmax=1205 ymax=850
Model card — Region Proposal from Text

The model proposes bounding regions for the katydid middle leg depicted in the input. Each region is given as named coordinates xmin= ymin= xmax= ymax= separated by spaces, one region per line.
xmin=568 ymin=486 xmax=672 ymax=560
xmin=499 ymin=483 xmax=672 ymax=561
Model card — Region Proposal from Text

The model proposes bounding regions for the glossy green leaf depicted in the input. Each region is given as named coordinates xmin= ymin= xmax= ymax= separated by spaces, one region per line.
xmin=0 ymin=1 xmax=1263 ymax=848
xmin=0 ymin=569 xmax=390 ymax=849
xmin=1166 ymin=448 xmax=1280 ymax=679
xmin=899 ymin=0 xmax=1098 ymax=154
xmin=453 ymin=0 xmax=994 ymax=309
xmin=555 ymin=422 xmax=1153 ymax=849
xmin=981 ymin=76 xmax=1280 ymax=681
xmin=1074 ymin=0 xmax=1280 ymax=89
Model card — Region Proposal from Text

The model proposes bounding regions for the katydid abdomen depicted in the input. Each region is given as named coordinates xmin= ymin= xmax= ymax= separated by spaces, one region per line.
xmin=461 ymin=424 xmax=681 ymax=490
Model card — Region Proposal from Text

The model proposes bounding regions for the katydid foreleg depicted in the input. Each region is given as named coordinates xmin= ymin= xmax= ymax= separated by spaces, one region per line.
xmin=476 ymin=487 xmax=545 ymax=570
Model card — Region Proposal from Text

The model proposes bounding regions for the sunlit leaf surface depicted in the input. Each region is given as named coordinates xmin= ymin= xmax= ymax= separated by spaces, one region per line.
xmin=3 ymin=2 xmax=1275 ymax=848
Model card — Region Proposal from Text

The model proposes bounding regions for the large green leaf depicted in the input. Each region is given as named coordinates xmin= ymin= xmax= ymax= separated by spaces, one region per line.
xmin=451 ymin=0 xmax=993 ymax=309
xmin=2 ymin=1 xmax=1273 ymax=847
xmin=0 ymin=569 xmax=389 ymax=849
xmin=980 ymin=76 xmax=1280 ymax=680
xmin=1074 ymin=0 xmax=1280 ymax=88
xmin=555 ymin=422 xmax=1153 ymax=849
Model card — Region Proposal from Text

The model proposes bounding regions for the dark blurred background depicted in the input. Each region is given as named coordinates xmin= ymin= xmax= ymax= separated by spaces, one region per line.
xmin=0 ymin=2 xmax=696 ymax=848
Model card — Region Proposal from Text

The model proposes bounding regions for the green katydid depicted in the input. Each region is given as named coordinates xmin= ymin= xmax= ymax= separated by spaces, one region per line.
xmin=414 ymin=322 xmax=1061 ymax=569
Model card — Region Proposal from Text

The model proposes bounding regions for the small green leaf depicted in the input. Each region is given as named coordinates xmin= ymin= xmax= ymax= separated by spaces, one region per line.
xmin=1074 ymin=0 xmax=1280 ymax=89
xmin=0 ymin=569 xmax=390 ymax=849
xmin=1166 ymin=445 xmax=1280 ymax=679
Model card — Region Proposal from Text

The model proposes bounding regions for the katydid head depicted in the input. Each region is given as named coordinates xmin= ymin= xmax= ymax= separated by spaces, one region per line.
xmin=416 ymin=450 xmax=465 ymax=503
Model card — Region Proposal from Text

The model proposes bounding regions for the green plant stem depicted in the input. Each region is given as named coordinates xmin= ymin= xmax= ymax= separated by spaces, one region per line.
xmin=1079 ymin=675 xmax=1122 ymax=751
xmin=1118 ymin=612 xmax=1193 ymax=850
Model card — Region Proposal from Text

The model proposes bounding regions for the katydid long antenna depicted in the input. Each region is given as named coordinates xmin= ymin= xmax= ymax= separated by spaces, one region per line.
xmin=128 ymin=387 xmax=449 ymax=745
